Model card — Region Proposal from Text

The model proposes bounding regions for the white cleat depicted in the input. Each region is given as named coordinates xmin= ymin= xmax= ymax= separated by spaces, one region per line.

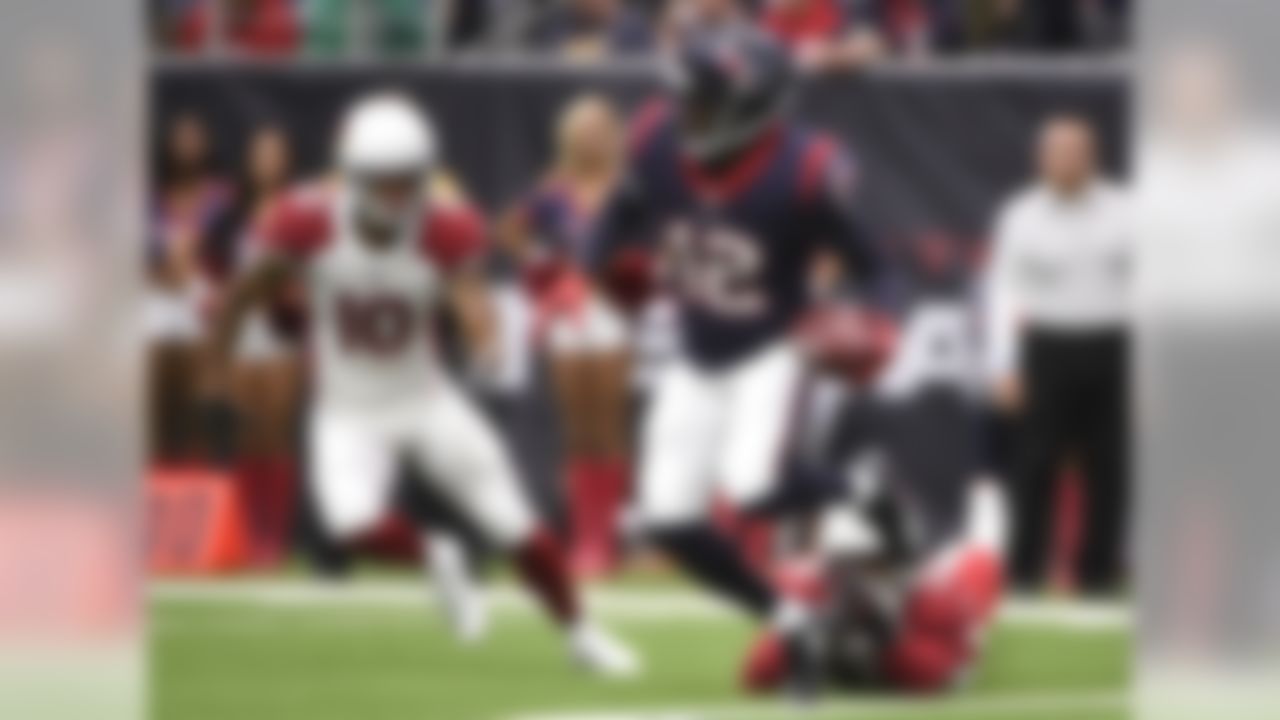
xmin=445 ymin=588 xmax=490 ymax=646
xmin=568 ymin=622 xmax=643 ymax=680
xmin=424 ymin=531 xmax=490 ymax=645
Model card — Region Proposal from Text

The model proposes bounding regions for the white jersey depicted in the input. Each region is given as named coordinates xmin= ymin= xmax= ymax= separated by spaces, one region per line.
xmin=260 ymin=184 xmax=485 ymax=408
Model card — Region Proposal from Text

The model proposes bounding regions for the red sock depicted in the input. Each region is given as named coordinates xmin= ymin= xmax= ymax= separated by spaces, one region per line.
xmin=566 ymin=459 xmax=603 ymax=576
xmin=233 ymin=456 xmax=297 ymax=567
xmin=262 ymin=456 xmax=296 ymax=562
xmin=513 ymin=527 xmax=581 ymax=625
xmin=233 ymin=458 xmax=269 ymax=565
xmin=593 ymin=458 xmax=629 ymax=572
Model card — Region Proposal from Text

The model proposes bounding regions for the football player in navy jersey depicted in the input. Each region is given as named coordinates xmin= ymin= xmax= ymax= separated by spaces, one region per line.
xmin=591 ymin=26 xmax=887 ymax=697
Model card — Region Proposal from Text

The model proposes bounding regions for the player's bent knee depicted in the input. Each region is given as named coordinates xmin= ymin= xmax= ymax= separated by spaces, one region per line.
xmin=487 ymin=508 xmax=537 ymax=551
xmin=312 ymin=476 xmax=388 ymax=542
xmin=460 ymin=471 xmax=539 ymax=550
xmin=721 ymin=469 xmax=775 ymax=513
xmin=633 ymin=468 xmax=710 ymax=530
xmin=633 ymin=494 xmax=706 ymax=533
xmin=317 ymin=504 xmax=380 ymax=543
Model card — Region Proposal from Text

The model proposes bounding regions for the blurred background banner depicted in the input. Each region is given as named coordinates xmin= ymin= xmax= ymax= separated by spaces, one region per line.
xmin=0 ymin=1 xmax=141 ymax=720
xmin=1138 ymin=2 xmax=1280 ymax=719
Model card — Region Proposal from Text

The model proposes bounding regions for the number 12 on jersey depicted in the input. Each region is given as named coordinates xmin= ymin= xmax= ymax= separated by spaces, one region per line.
xmin=664 ymin=219 xmax=766 ymax=319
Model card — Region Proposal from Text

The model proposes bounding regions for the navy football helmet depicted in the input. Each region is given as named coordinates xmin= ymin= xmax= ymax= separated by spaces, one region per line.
xmin=664 ymin=25 xmax=795 ymax=163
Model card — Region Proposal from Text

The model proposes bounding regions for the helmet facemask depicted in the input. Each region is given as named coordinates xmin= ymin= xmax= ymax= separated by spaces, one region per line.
xmin=665 ymin=30 xmax=794 ymax=165
xmin=348 ymin=167 xmax=429 ymax=242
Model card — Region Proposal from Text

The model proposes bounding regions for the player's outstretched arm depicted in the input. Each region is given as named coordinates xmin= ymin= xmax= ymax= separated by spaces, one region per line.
xmin=587 ymin=175 xmax=660 ymax=313
xmin=587 ymin=175 xmax=646 ymax=273
xmin=204 ymin=253 xmax=294 ymax=397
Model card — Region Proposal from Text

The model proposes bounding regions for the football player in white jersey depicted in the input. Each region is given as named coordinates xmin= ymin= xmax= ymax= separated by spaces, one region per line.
xmin=206 ymin=91 xmax=640 ymax=678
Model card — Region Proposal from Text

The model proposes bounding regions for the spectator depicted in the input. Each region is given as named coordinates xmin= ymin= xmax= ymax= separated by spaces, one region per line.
xmin=959 ymin=0 xmax=1043 ymax=51
xmin=660 ymin=0 xmax=750 ymax=45
xmin=530 ymin=0 xmax=653 ymax=60
xmin=154 ymin=0 xmax=202 ymax=52
xmin=159 ymin=0 xmax=301 ymax=57
xmin=303 ymin=0 xmax=432 ymax=58
xmin=759 ymin=0 xmax=887 ymax=72
xmin=499 ymin=94 xmax=631 ymax=575
xmin=985 ymin=115 xmax=1130 ymax=594
xmin=369 ymin=0 xmax=433 ymax=56
xmin=855 ymin=0 xmax=935 ymax=55
xmin=950 ymin=0 xmax=1124 ymax=53
xmin=1078 ymin=0 xmax=1129 ymax=49
xmin=453 ymin=0 xmax=559 ymax=52
xmin=147 ymin=111 xmax=229 ymax=460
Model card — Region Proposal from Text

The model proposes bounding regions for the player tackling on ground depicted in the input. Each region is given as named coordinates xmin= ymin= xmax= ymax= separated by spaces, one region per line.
xmin=742 ymin=464 xmax=1008 ymax=694
xmin=206 ymin=91 xmax=639 ymax=679
xmin=592 ymin=26 xmax=885 ymax=696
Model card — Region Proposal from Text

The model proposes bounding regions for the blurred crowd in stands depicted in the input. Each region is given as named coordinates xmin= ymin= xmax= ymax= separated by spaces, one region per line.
xmin=152 ymin=0 xmax=1130 ymax=69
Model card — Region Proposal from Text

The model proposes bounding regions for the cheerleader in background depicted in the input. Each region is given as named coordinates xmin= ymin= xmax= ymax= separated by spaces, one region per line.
xmin=206 ymin=123 xmax=303 ymax=565
xmin=500 ymin=94 xmax=632 ymax=576
xmin=148 ymin=111 xmax=231 ymax=462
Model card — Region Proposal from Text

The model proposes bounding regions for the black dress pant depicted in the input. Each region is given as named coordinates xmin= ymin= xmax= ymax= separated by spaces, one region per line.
xmin=1011 ymin=327 xmax=1129 ymax=594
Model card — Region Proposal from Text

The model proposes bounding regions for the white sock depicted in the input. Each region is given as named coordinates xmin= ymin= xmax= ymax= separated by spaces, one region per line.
xmin=422 ymin=530 xmax=487 ymax=641
xmin=966 ymin=476 xmax=1010 ymax=557
xmin=769 ymin=597 xmax=813 ymax=636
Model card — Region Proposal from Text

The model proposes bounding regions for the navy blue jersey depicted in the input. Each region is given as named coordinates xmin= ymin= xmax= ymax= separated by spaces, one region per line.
xmin=593 ymin=101 xmax=879 ymax=368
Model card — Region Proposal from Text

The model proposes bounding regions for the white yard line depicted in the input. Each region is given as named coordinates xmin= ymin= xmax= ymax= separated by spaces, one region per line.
xmin=506 ymin=690 xmax=1127 ymax=720
xmin=150 ymin=579 xmax=1130 ymax=631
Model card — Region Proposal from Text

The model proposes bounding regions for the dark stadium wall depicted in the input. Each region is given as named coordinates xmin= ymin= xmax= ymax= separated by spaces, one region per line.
xmin=150 ymin=65 xmax=1128 ymax=240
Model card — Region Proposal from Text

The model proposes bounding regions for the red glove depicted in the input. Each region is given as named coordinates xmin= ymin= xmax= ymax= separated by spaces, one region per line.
xmin=599 ymin=248 xmax=656 ymax=313
xmin=795 ymin=304 xmax=898 ymax=386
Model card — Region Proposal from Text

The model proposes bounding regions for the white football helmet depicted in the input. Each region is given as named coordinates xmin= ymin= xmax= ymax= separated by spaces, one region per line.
xmin=337 ymin=92 xmax=437 ymax=232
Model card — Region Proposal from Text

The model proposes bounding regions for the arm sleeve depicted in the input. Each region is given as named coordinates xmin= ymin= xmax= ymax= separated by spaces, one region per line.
xmin=587 ymin=172 xmax=655 ymax=276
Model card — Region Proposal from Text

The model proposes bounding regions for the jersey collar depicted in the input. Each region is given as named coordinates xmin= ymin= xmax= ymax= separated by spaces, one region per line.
xmin=678 ymin=124 xmax=783 ymax=204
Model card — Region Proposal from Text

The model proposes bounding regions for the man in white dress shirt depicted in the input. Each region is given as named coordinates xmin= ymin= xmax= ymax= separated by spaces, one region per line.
xmin=985 ymin=114 xmax=1130 ymax=594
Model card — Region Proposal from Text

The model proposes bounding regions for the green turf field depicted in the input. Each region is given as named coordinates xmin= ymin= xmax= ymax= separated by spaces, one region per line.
xmin=152 ymin=579 xmax=1130 ymax=720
